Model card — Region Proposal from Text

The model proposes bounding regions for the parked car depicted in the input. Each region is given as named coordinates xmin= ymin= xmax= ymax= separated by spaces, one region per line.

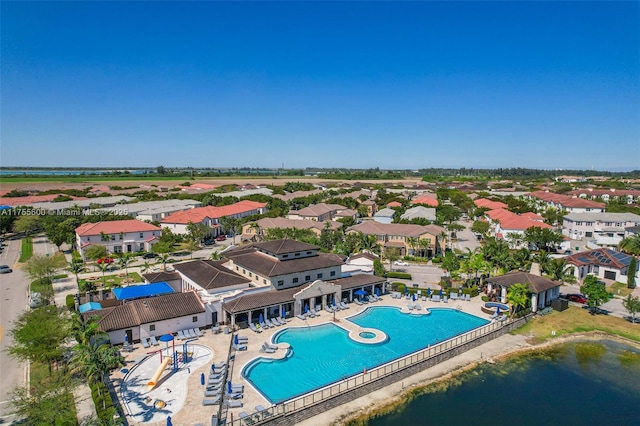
xmin=565 ymin=294 xmax=588 ymax=304
xmin=203 ymin=239 xmax=215 ymax=246
xmin=216 ymin=235 xmax=227 ymax=241
xmin=96 ymin=257 xmax=114 ymax=264
xmin=0 ymin=265 xmax=13 ymax=274
xmin=394 ymin=260 xmax=409 ymax=266
xmin=142 ymin=252 xmax=158 ymax=259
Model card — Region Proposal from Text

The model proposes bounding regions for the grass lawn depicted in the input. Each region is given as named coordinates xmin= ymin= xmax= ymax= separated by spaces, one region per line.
xmin=29 ymin=362 xmax=78 ymax=425
xmin=513 ymin=305 xmax=640 ymax=343
xmin=608 ymin=281 xmax=635 ymax=297
xmin=18 ymin=237 xmax=33 ymax=262
xmin=51 ymin=252 xmax=69 ymax=269
xmin=78 ymin=271 xmax=144 ymax=291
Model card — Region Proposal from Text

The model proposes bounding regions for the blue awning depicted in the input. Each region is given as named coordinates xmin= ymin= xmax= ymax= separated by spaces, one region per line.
xmin=112 ymin=282 xmax=173 ymax=301
xmin=79 ymin=302 xmax=102 ymax=313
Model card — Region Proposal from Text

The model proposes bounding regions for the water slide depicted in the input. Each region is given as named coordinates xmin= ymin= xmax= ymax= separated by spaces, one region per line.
xmin=147 ymin=357 xmax=171 ymax=389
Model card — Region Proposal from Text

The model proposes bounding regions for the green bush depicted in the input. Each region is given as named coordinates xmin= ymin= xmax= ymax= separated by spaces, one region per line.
xmin=386 ymin=272 xmax=412 ymax=280
xmin=432 ymin=256 xmax=443 ymax=264
xmin=481 ymin=295 xmax=489 ymax=302
xmin=391 ymin=282 xmax=406 ymax=293
xmin=66 ymin=294 xmax=75 ymax=311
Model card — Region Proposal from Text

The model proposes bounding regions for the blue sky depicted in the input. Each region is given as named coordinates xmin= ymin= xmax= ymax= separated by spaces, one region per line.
xmin=2 ymin=1 xmax=639 ymax=171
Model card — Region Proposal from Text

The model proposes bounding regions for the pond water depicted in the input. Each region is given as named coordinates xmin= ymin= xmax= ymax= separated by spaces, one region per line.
xmin=368 ymin=340 xmax=640 ymax=426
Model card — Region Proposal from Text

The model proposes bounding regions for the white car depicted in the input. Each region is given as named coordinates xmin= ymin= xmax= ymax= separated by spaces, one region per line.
xmin=394 ymin=260 xmax=409 ymax=266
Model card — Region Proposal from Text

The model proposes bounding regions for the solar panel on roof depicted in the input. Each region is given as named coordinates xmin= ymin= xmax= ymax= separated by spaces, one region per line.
xmin=578 ymin=257 xmax=590 ymax=262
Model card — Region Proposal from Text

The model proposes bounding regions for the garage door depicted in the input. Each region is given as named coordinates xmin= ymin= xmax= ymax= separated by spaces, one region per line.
xmin=604 ymin=271 xmax=616 ymax=280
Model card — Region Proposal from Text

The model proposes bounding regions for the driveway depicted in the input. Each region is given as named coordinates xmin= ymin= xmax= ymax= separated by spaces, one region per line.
xmin=451 ymin=219 xmax=481 ymax=253
xmin=388 ymin=263 xmax=445 ymax=289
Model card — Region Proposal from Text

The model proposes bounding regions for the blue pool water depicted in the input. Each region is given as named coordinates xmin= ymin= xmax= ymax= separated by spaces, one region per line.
xmin=243 ymin=307 xmax=489 ymax=403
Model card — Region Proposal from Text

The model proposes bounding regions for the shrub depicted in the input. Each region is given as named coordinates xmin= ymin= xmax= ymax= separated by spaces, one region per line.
xmin=432 ymin=256 xmax=443 ymax=264
xmin=391 ymin=282 xmax=406 ymax=293
xmin=481 ymin=295 xmax=489 ymax=302
xmin=386 ymin=272 xmax=412 ymax=280
xmin=66 ymin=294 xmax=75 ymax=311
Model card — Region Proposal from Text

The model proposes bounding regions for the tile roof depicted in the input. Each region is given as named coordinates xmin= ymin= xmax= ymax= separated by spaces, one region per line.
xmin=564 ymin=212 xmax=640 ymax=223
xmin=229 ymin=251 xmax=344 ymax=277
xmin=387 ymin=201 xmax=402 ymax=207
xmin=348 ymin=221 xmax=446 ymax=238
xmin=75 ymin=219 xmax=161 ymax=236
xmin=374 ymin=208 xmax=396 ymax=217
xmin=486 ymin=209 xmax=551 ymax=231
xmin=247 ymin=217 xmax=341 ymax=233
xmin=485 ymin=271 xmax=560 ymax=294
xmin=253 ymin=239 xmax=319 ymax=254
xmin=289 ymin=203 xmax=347 ymax=217
xmin=160 ymin=200 xmax=267 ymax=224
xmin=222 ymin=275 xmax=385 ymax=313
xmin=0 ymin=194 xmax=87 ymax=206
xmin=528 ymin=191 xmax=605 ymax=209
xmin=410 ymin=195 xmax=439 ymax=207
xmin=142 ymin=271 xmax=181 ymax=283
xmin=474 ymin=198 xmax=508 ymax=210
xmin=90 ymin=291 xmax=205 ymax=332
xmin=173 ymin=260 xmax=250 ymax=290
xmin=400 ymin=206 xmax=436 ymax=221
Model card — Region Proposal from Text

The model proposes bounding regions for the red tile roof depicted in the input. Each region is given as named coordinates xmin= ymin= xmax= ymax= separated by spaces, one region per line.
xmin=0 ymin=194 xmax=87 ymax=206
xmin=528 ymin=191 xmax=605 ymax=209
xmin=410 ymin=195 xmax=438 ymax=207
xmin=161 ymin=200 xmax=267 ymax=224
xmin=474 ymin=198 xmax=508 ymax=210
xmin=486 ymin=209 xmax=551 ymax=231
xmin=387 ymin=201 xmax=402 ymax=207
xmin=76 ymin=220 xmax=161 ymax=236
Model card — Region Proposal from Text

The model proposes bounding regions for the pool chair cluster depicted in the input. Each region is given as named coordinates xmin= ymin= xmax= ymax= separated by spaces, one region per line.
xmin=354 ymin=294 xmax=381 ymax=305
xmin=250 ymin=316 xmax=287 ymax=333
xmin=238 ymin=404 xmax=274 ymax=425
xmin=260 ymin=341 xmax=279 ymax=354
xmin=203 ymin=362 xmax=246 ymax=408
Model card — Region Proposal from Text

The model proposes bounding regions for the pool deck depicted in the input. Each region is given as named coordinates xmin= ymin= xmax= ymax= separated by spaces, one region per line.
xmin=111 ymin=294 xmax=512 ymax=425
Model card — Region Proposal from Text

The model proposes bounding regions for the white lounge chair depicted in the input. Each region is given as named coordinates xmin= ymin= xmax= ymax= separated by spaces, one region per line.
xmin=450 ymin=293 xmax=458 ymax=300
xmin=432 ymin=295 xmax=441 ymax=303
xmin=465 ymin=294 xmax=471 ymax=301
xmin=259 ymin=320 xmax=269 ymax=329
xmin=212 ymin=362 xmax=226 ymax=369
xmin=195 ymin=328 xmax=204 ymax=337
xmin=296 ymin=314 xmax=307 ymax=320
xmin=249 ymin=323 xmax=261 ymax=333
xmin=203 ymin=398 xmax=221 ymax=406
xmin=264 ymin=341 xmax=278 ymax=351
xmin=149 ymin=336 xmax=159 ymax=346
xmin=407 ymin=302 xmax=414 ymax=310
xmin=340 ymin=301 xmax=349 ymax=309
xmin=443 ymin=296 xmax=448 ymax=303
xmin=233 ymin=343 xmax=247 ymax=351
xmin=354 ymin=299 xmax=363 ymax=305
xmin=264 ymin=319 xmax=275 ymax=328
xmin=235 ymin=335 xmax=249 ymax=342
xmin=224 ymin=400 xmax=242 ymax=408
xmin=141 ymin=337 xmax=150 ymax=348
xmin=325 ymin=305 xmax=334 ymax=313
xmin=276 ymin=317 xmax=286 ymax=325
xmin=414 ymin=303 xmax=422 ymax=310
xmin=205 ymin=389 xmax=222 ymax=397
xmin=260 ymin=344 xmax=276 ymax=354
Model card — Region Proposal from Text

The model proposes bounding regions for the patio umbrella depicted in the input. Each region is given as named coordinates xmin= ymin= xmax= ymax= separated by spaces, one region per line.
xmin=166 ymin=416 xmax=173 ymax=426
xmin=427 ymin=288 xmax=431 ymax=297
xmin=159 ymin=334 xmax=174 ymax=355
xmin=354 ymin=289 xmax=366 ymax=296
xmin=439 ymin=289 xmax=443 ymax=297
xmin=227 ymin=380 xmax=232 ymax=394
xmin=200 ymin=373 xmax=205 ymax=385
xmin=234 ymin=334 xmax=239 ymax=345
xmin=412 ymin=293 xmax=416 ymax=302
xmin=304 ymin=304 xmax=309 ymax=314
xmin=376 ymin=288 xmax=381 ymax=297
xmin=281 ymin=306 xmax=286 ymax=318
xmin=124 ymin=334 xmax=128 ymax=344
xmin=459 ymin=286 xmax=463 ymax=294
xmin=259 ymin=313 xmax=264 ymax=324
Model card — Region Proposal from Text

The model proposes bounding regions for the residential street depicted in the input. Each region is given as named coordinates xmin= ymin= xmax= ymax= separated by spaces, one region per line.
xmin=0 ymin=238 xmax=28 ymax=424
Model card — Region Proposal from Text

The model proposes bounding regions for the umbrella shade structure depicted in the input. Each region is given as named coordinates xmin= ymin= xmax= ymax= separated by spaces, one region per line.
xmin=201 ymin=373 xmax=205 ymax=385
xmin=281 ymin=306 xmax=286 ymax=318
xmin=412 ymin=293 xmax=416 ymax=302
xmin=167 ymin=416 xmax=173 ymax=426
xmin=354 ymin=289 xmax=367 ymax=296
xmin=439 ymin=289 xmax=443 ymax=297
xmin=124 ymin=334 xmax=128 ymax=344
xmin=227 ymin=381 xmax=232 ymax=394
xmin=376 ymin=288 xmax=381 ymax=297
xmin=304 ymin=304 xmax=309 ymax=314
xmin=234 ymin=334 xmax=239 ymax=345
xmin=459 ymin=286 xmax=463 ymax=294
xmin=427 ymin=288 xmax=431 ymax=297
xmin=159 ymin=334 xmax=174 ymax=342
xmin=259 ymin=313 xmax=264 ymax=324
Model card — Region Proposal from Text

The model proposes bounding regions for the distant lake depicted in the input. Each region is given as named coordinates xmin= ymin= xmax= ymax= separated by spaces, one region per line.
xmin=0 ymin=169 xmax=147 ymax=176
xmin=368 ymin=340 xmax=640 ymax=426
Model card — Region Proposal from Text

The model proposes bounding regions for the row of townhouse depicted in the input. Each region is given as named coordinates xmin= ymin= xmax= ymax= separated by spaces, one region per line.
xmin=526 ymin=191 xmax=606 ymax=213
xmin=160 ymin=199 xmax=268 ymax=235
xmin=346 ymin=221 xmax=446 ymax=257
xmin=76 ymin=219 xmax=162 ymax=259
xmin=241 ymin=217 xmax=341 ymax=242
xmin=568 ymin=189 xmax=640 ymax=204
xmin=286 ymin=203 xmax=357 ymax=222
xmin=484 ymin=208 xmax=552 ymax=246
xmin=562 ymin=212 xmax=640 ymax=247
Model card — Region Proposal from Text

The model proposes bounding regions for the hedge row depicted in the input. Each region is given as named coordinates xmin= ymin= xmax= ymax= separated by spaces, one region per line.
xmin=390 ymin=282 xmax=479 ymax=298
xmin=90 ymin=381 xmax=122 ymax=425
xmin=386 ymin=272 xmax=412 ymax=279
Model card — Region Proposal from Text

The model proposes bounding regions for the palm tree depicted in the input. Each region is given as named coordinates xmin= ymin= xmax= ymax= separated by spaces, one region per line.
xmin=249 ymin=222 xmax=262 ymax=242
xmin=209 ymin=250 xmax=222 ymax=261
xmin=68 ymin=259 xmax=85 ymax=289
xmin=506 ymin=283 xmax=530 ymax=317
xmin=156 ymin=254 xmax=170 ymax=271
xmin=117 ymin=253 xmax=134 ymax=283
xmin=141 ymin=261 xmax=152 ymax=274
xmin=545 ymin=258 xmax=574 ymax=282
xmin=619 ymin=234 xmax=640 ymax=256
xmin=357 ymin=233 xmax=381 ymax=255
xmin=532 ymin=250 xmax=550 ymax=272
xmin=439 ymin=231 xmax=448 ymax=254
xmin=406 ymin=237 xmax=418 ymax=257
xmin=511 ymin=248 xmax=532 ymax=271
xmin=97 ymin=262 xmax=109 ymax=287
xmin=71 ymin=340 xmax=123 ymax=398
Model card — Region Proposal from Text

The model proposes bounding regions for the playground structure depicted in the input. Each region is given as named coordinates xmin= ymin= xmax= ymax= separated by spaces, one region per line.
xmin=145 ymin=336 xmax=198 ymax=390
xmin=122 ymin=343 xmax=214 ymax=424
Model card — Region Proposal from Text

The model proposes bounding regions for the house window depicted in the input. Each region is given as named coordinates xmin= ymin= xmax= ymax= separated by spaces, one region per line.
xmin=150 ymin=325 xmax=156 ymax=331
xmin=277 ymin=280 xmax=284 ymax=286
xmin=305 ymin=275 xmax=311 ymax=281
xmin=293 ymin=277 xmax=298 ymax=283
xmin=295 ymin=253 xmax=300 ymax=256
xmin=330 ymin=271 xmax=336 ymax=277
xmin=317 ymin=273 xmax=323 ymax=279
xmin=119 ymin=234 xmax=123 ymax=240
xmin=283 ymin=254 xmax=289 ymax=258
xmin=249 ymin=272 xmax=252 ymax=278
xmin=307 ymin=251 xmax=312 ymax=255
xmin=140 ymin=233 xmax=144 ymax=238
xmin=236 ymin=266 xmax=239 ymax=271
xmin=192 ymin=316 xmax=198 ymax=323
xmin=110 ymin=235 xmax=115 ymax=241
xmin=243 ymin=269 xmax=246 ymax=274
xmin=114 ymin=246 xmax=122 ymax=253
xmin=263 ymin=279 xmax=267 ymax=284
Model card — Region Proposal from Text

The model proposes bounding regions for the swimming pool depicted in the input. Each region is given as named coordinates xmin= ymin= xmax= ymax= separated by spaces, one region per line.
xmin=242 ymin=307 xmax=489 ymax=403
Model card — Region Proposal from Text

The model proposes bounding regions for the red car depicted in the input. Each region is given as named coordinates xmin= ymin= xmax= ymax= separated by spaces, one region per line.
xmin=96 ymin=257 xmax=114 ymax=264
xmin=216 ymin=235 xmax=227 ymax=241
xmin=566 ymin=294 xmax=587 ymax=304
